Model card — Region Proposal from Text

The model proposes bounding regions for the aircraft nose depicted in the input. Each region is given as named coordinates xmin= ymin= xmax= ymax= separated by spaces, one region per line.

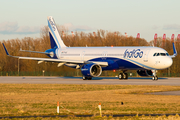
xmin=165 ymin=57 xmax=173 ymax=68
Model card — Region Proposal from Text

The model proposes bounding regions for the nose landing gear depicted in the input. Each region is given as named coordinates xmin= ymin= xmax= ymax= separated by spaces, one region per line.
xmin=152 ymin=70 xmax=158 ymax=80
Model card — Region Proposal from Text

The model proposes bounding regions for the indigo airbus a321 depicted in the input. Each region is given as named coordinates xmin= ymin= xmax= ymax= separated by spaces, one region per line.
xmin=2 ymin=16 xmax=177 ymax=80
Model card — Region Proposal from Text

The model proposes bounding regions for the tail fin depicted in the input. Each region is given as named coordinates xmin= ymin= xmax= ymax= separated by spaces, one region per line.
xmin=47 ymin=16 xmax=66 ymax=49
xmin=171 ymin=42 xmax=177 ymax=58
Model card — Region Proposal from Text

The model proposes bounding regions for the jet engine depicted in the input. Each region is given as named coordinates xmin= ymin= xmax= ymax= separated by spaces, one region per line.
xmin=81 ymin=63 xmax=102 ymax=77
xmin=137 ymin=70 xmax=153 ymax=76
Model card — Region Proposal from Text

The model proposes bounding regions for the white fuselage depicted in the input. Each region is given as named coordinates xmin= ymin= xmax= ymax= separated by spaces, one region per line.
xmin=54 ymin=46 xmax=172 ymax=70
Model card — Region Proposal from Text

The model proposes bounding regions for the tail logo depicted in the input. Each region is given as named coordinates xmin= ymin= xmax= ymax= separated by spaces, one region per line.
xmin=49 ymin=18 xmax=56 ymax=31
xmin=48 ymin=16 xmax=67 ymax=48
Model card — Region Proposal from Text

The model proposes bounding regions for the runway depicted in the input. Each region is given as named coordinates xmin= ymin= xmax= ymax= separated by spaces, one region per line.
xmin=0 ymin=76 xmax=179 ymax=86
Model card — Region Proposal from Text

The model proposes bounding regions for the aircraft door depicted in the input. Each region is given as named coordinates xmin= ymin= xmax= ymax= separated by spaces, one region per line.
xmin=143 ymin=49 xmax=150 ymax=62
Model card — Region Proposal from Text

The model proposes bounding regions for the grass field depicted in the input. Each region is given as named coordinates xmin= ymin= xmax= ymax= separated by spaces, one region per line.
xmin=1 ymin=84 xmax=180 ymax=119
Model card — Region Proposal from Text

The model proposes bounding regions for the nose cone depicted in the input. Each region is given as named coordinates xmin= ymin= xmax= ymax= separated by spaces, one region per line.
xmin=163 ymin=57 xmax=173 ymax=68
xmin=154 ymin=57 xmax=173 ymax=69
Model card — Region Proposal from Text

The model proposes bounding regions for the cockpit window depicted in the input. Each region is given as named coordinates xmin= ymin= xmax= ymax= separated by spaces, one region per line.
xmin=153 ymin=52 xmax=169 ymax=56
xmin=153 ymin=53 xmax=157 ymax=56
xmin=160 ymin=53 xmax=166 ymax=56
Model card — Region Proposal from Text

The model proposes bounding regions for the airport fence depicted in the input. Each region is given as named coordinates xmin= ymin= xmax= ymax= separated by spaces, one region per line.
xmin=0 ymin=71 xmax=179 ymax=77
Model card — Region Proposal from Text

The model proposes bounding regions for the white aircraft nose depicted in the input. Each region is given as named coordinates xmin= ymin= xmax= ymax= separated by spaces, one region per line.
xmin=164 ymin=57 xmax=173 ymax=68
xmin=154 ymin=57 xmax=173 ymax=69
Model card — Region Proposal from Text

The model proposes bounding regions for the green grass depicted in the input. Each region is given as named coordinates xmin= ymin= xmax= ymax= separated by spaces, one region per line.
xmin=0 ymin=84 xmax=180 ymax=119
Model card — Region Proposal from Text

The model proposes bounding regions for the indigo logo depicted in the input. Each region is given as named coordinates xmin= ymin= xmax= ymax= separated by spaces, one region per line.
xmin=124 ymin=49 xmax=143 ymax=58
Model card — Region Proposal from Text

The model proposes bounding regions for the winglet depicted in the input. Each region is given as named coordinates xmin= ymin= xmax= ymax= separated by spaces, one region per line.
xmin=2 ymin=43 xmax=10 ymax=56
xmin=171 ymin=42 xmax=177 ymax=58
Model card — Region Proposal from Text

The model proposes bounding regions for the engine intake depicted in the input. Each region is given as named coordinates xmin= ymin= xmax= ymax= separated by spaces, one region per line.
xmin=137 ymin=70 xmax=153 ymax=76
xmin=81 ymin=63 xmax=102 ymax=77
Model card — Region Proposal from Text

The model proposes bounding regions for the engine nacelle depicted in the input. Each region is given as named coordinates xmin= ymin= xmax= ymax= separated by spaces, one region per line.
xmin=81 ymin=63 xmax=102 ymax=77
xmin=137 ymin=70 xmax=153 ymax=76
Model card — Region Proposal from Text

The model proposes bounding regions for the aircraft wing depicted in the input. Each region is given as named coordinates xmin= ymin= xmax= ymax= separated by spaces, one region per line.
xmin=20 ymin=50 xmax=50 ymax=54
xmin=2 ymin=43 xmax=108 ymax=66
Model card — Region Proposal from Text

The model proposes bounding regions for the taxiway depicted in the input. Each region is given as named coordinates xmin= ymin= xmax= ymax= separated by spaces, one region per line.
xmin=0 ymin=76 xmax=179 ymax=86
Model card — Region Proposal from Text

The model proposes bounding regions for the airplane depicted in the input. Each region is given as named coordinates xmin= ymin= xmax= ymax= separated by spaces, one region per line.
xmin=2 ymin=16 xmax=177 ymax=80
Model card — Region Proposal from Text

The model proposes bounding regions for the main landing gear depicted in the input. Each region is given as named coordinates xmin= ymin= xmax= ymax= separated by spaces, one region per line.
xmin=152 ymin=76 xmax=158 ymax=80
xmin=82 ymin=76 xmax=92 ymax=80
xmin=118 ymin=72 xmax=128 ymax=80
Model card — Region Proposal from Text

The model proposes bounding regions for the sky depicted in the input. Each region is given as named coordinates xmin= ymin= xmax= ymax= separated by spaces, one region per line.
xmin=1 ymin=0 xmax=180 ymax=42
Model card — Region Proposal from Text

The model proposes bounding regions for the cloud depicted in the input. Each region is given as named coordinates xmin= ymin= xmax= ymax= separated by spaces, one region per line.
xmin=0 ymin=21 xmax=93 ymax=35
xmin=0 ymin=21 xmax=40 ymax=34
xmin=0 ymin=22 xmax=18 ymax=33
xmin=163 ymin=24 xmax=180 ymax=31
xmin=16 ymin=26 xmax=40 ymax=34
xmin=63 ymin=23 xmax=93 ymax=31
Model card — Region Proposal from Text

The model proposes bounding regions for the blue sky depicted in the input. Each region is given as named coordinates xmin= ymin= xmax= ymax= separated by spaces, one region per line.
xmin=1 ymin=0 xmax=180 ymax=42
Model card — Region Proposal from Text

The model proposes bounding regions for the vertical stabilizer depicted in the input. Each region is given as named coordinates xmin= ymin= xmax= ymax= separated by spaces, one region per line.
xmin=171 ymin=42 xmax=177 ymax=58
xmin=47 ymin=16 xmax=66 ymax=49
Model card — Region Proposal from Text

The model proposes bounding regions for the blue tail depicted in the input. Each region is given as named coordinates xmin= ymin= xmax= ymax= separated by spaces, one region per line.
xmin=170 ymin=42 xmax=177 ymax=58
xmin=172 ymin=42 xmax=177 ymax=56
xmin=47 ymin=16 xmax=66 ymax=49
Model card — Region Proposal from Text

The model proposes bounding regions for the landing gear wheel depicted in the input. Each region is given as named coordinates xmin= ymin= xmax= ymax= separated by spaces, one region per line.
xmin=123 ymin=73 xmax=128 ymax=80
xmin=83 ymin=76 xmax=87 ymax=80
xmin=83 ymin=76 xmax=92 ymax=80
xmin=88 ymin=77 xmax=92 ymax=80
xmin=118 ymin=73 xmax=123 ymax=80
xmin=152 ymin=76 xmax=158 ymax=81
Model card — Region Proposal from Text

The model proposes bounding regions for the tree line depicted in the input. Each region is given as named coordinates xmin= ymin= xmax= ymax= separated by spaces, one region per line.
xmin=0 ymin=25 xmax=179 ymax=75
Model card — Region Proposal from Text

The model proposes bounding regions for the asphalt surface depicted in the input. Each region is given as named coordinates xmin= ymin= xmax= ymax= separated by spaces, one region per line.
xmin=1 ymin=113 xmax=180 ymax=119
xmin=1 ymin=76 xmax=180 ymax=95
xmin=0 ymin=76 xmax=179 ymax=86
